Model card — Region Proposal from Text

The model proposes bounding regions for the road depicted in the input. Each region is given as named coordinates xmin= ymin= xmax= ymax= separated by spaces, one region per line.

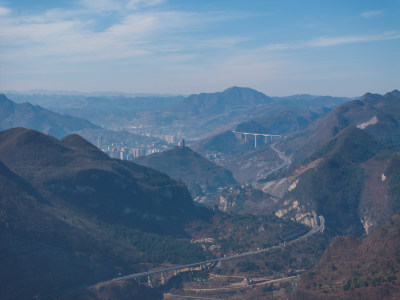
xmin=100 ymin=221 xmax=324 ymax=285
xmin=95 ymin=142 xmax=324 ymax=287
xmin=252 ymin=142 xmax=292 ymax=182
xmin=179 ymin=274 xmax=299 ymax=293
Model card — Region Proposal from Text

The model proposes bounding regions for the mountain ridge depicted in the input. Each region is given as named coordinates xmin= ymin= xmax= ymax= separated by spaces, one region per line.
xmin=135 ymin=146 xmax=237 ymax=197
xmin=0 ymin=94 xmax=100 ymax=138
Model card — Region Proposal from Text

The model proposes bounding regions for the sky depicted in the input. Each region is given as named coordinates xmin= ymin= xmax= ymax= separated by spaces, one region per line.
xmin=0 ymin=0 xmax=399 ymax=97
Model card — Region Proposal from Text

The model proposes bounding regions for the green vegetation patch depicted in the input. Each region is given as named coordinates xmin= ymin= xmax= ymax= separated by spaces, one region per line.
xmin=104 ymin=224 xmax=206 ymax=264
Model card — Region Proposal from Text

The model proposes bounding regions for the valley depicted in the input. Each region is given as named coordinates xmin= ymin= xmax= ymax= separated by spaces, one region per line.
xmin=1 ymin=88 xmax=399 ymax=299
xmin=1 ymin=1 xmax=399 ymax=298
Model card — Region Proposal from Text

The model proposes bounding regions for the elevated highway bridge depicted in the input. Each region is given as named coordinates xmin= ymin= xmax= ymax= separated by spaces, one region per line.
xmin=98 ymin=218 xmax=325 ymax=287
xmin=232 ymin=131 xmax=282 ymax=148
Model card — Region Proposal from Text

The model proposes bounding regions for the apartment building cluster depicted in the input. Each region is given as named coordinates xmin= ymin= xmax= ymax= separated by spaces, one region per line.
xmin=95 ymin=135 xmax=166 ymax=161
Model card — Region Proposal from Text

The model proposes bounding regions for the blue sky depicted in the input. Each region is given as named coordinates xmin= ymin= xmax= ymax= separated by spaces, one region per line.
xmin=0 ymin=0 xmax=399 ymax=96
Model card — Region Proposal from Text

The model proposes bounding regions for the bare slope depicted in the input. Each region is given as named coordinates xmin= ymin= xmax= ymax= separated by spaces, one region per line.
xmin=292 ymin=212 xmax=400 ymax=299
xmin=283 ymin=90 xmax=400 ymax=162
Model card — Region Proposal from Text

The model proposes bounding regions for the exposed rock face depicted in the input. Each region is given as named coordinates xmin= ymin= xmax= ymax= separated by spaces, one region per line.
xmin=283 ymin=90 xmax=400 ymax=162
xmin=357 ymin=115 xmax=378 ymax=129
xmin=200 ymin=185 xmax=275 ymax=215
xmin=259 ymin=126 xmax=400 ymax=236
xmin=292 ymin=212 xmax=400 ymax=299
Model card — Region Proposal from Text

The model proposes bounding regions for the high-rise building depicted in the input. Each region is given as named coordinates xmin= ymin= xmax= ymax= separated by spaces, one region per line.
xmin=178 ymin=139 xmax=185 ymax=147
xmin=95 ymin=135 xmax=102 ymax=149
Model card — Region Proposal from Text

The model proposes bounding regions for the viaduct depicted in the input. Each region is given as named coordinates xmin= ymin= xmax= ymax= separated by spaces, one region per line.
xmin=232 ymin=131 xmax=282 ymax=148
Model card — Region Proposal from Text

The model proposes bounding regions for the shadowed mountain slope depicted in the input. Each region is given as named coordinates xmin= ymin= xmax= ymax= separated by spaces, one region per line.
xmin=135 ymin=146 xmax=237 ymax=197
xmin=283 ymin=90 xmax=400 ymax=162
xmin=0 ymin=127 xmax=209 ymax=299
xmin=274 ymin=126 xmax=399 ymax=236
xmin=0 ymin=128 xmax=198 ymax=233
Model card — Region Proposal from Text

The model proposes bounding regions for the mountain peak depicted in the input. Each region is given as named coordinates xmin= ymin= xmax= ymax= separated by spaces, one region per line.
xmin=384 ymin=89 xmax=400 ymax=98
xmin=135 ymin=145 xmax=237 ymax=197
xmin=61 ymin=133 xmax=98 ymax=150
xmin=61 ymin=133 xmax=110 ymax=161
xmin=222 ymin=86 xmax=270 ymax=97
xmin=0 ymin=94 xmax=16 ymax=111
xmin=0 ymin=93 xmax=11 ymax=101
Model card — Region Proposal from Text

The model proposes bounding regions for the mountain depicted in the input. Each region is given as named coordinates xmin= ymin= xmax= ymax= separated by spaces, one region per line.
xmin=200 ymin=184 xmax=276 ymax=215
xmin=283 ymin=90 xmax=400 ymax=162
xmin=292 ymin=211 xmax=400 ymax=299
xmin=135 ymin=146 xmax=237 ymax=197
xmin=0 ymin=128 xmax=198 ymax=233
xmin=0 ymin=94 xmax=100 ymax=138
xmin=0 ymin=127 xmax=209 ymax=299
xmin=192 ymin=106 xmax=341 ymax=183
xmin=192 ymin=130 xmax=252 ymax=155
xmin=131 ymin=87 xmax=277 ymax=139
xmin=272 ymin=94 xmax=350 ymax=111
xmin=192 ymin=130 xmax=282 ymax=182
xmin=4 ymin=93 xmax=184 ymax=129
xmin=0 ymin=128 xmax=317 ymax=299
xmin=235 ymin=108 xmax=330 ymax=135
xmin=0 ymin=159 xmax=128 ymax=299
xmin=265 ymin=126 xmax=399 ymax=236
xmin=172 ymin=86 xmax=272 ymax=116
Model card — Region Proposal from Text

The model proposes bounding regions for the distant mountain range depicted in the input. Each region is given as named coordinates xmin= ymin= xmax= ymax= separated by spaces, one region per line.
xmin=171 ymin=86 xmax=273 ymax=117
xmin=0 ymin=94 xmax=99 ymax=138
xmin=235 ymin=108 xmax=330 ymax=135
xmin=1 ymin=86 xmax=400 ymax=299
xmin=135 ymin=146 xmax=237 ymax=197
xmin=4 ymin=92 xmax=184 ymax=129
xmin=5 ymin=87 xmax=350 ymax=139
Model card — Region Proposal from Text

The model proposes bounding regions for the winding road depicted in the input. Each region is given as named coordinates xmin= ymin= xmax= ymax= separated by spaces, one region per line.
xmin=99 ymin=220 xmax=324 ymax=285
xmin=95 ymin=141 xmax=323 ymax=289
xmin=253 ymin=142 xmax=291 ymax=182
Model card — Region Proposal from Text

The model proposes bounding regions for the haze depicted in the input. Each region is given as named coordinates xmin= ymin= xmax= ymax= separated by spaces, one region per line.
xmin=0 ymin=0 xmax=399 ymax=96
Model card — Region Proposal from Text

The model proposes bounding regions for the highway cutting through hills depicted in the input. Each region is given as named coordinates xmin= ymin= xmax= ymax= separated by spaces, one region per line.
xmin=253 ymin=142 xmax=292 ymax=182
xmin=101 ymin=220 xmax=324 ymax=285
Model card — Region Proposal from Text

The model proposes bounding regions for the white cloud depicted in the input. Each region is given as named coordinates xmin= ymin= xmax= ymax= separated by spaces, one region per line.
xmin=79 ymin=0 xmax=122 ymax=12
xmin=126 ymin=0 xmax=165 ymax=10
xmin=361 ymin=10 xmax=382 ymax=18
xmin=259 ymin=31 xmax=400 ymax=51
xmin=0 ymin=6 xmax=11 ymax=16
xmin=0 ymin=7 xmax=210 ymax=64
xmin=307 ymin=32 xmax=400 ymax=47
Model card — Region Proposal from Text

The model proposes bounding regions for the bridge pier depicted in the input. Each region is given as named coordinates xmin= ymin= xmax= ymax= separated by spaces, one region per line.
xmin=147 ymin=275 xmax=153 ymax=288
xmin=161 ymin=272 xmax=167 ymax=285
xmin=232 ymin=131 xmax=282 ymax=148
